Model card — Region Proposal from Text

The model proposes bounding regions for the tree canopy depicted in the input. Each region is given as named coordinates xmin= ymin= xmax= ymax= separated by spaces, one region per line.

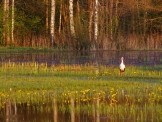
xmin=0 ymin=0 xmax=162 ymax=50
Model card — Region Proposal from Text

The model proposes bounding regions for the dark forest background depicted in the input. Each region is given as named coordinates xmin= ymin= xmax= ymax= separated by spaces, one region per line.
xmin=0 ymin=0 xmax=162 ymax=50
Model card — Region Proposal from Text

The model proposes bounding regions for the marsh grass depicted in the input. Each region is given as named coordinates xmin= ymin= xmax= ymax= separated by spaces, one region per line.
xmin=0 ymin=62 xmax=162 ymax=121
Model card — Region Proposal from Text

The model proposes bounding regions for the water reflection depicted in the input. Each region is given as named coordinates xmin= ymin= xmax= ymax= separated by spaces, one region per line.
xmin=1 ymin=98 xmax=161 ymax=122
xmin=0 ymin=51 xmax=162 ymax=66
xmin=1 ymin=101 xmax=93 ymax=122
xmin=0 ymin=100 xmax=105 ymax=122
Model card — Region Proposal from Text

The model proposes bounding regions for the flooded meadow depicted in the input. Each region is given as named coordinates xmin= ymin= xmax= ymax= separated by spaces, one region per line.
xmin=0 ymin=51 xmax=162 ymax=122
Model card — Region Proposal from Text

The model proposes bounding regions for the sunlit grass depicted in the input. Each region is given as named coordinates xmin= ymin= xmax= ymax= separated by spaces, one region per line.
xmin=0 ymin=62 xmax=162 ymax=121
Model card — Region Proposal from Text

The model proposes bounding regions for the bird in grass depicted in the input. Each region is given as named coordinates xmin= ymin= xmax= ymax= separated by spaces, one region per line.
xmin=119 ymin=57 xmax=125 ymax=75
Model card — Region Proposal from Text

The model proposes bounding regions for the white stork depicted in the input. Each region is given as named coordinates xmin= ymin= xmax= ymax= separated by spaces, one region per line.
xmin=119 ymin=57 xmax=125 ymax=75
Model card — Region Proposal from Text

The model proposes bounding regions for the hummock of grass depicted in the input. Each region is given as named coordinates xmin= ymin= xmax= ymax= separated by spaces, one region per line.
xmin=0 ymin=62 xmax=162 ymax=120
xmin=0 ymin=62 xmax=161 ymax=101
xmin=0 ymin=46 xmax=65 ymax=53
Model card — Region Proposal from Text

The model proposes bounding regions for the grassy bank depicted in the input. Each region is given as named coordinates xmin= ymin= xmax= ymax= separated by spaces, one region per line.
xmin=0 ymin=62 xmax=162 ymax=120
xmin=0 ymin=62 xmax=161 ymax=98
xmin=0 ymin=46 xmax=161 ymax=53
xmin=0 ymin=47 xmax=62 ymax=53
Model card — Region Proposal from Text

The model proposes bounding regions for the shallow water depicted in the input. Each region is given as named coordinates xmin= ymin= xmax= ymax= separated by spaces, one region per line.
xmin=0 ymin=102 xmax=101 ymax=122
xmin=1 ymin=101 xmax=161 ymax=122
xmin=0 ymin=51 xmax=162 ymax=66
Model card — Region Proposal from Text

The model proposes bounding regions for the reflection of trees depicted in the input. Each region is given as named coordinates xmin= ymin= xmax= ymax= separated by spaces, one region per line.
xmin=5 ymin=100 xmax=17 ymax=122
xmin=53 ymin=98 xmax=58 ymax=122
xmin=0 ymin=51 xmax=161 ymax=66
xmin=70 ymin=98 xmax=75 ymax=122
xmin=92 ymin=98 xmax=100 ymax=122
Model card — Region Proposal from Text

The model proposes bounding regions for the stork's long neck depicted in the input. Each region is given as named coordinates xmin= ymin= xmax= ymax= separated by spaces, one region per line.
xmin=121 ymin=59 xmax=124 ymax=64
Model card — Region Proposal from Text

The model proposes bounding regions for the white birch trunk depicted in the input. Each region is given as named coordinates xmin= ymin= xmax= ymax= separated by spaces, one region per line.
xmin=110 ymin=0 xmax=113 ymax=40
xmin=11 ymin=0 xmax=15 ymax=44
xmin=89 ymin=0 xmax=93 ymax=42
xmin=50 ymin=0 xmax=55 ymax=46
xmin=94 ymin=0 xmax=99 ymax=49
xmin=58 ymin=0 xmax=62 ymax=34
xmin=69 ymin=0 xmax=76 ymax=37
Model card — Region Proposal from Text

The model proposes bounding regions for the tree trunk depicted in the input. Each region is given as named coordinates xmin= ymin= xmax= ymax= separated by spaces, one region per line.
xmin=3 ymin=0 xmax=10 ymax=45
xmin=115 ymin=0 xmax=120 ymax=49
xmin=11 ymin=0 xmax=15 ymax=45
xmin=3 ymin=0 xmax=7 ymax=45
xmin=88 ymin=0 xmax=93 ymax=43
xmin=69 ymin=0 xmax=76 ymax=37
xmin=143 ymin=0 xmax=148 ymax=49
xmin=94 ymin=0 xmax=99 ymax=50
xmin=45 ymin=0 xmax=49 ymax=34
xmin=58 ymin=0 xmax=62 ymax=34
xmin=109 ymin=0 xmax=113 ymax=40
xmin=50 ymin=0 xmax=55 ymax=47
xmin=115 ymin=0 xmax=119 ymax=35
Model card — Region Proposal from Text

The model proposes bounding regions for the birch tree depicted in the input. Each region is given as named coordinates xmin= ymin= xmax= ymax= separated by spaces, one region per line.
xmin=109 ymin=0 xmax=113 ymax=40
xmin=50 ymin=0 xmax=55 ymax=46
xmin=58 ymin=0 xmax=62 ymax=34
xmin=94 ymin=0 xmax=99 ymax=49
xmin=11 ymin=0 xmax=15 ymax=45
xmin=69 ymin=0 xmax=76 ymax=37
xmin=88 ymin=0 xmax=93 ymax=42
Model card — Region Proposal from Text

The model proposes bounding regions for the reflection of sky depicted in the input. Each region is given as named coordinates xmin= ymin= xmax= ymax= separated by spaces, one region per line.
xmin=0 ymin=51 xmax=162 ymax=66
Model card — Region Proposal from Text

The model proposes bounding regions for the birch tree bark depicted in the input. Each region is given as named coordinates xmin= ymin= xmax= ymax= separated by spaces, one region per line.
xmin=88 ymin=0 xmax=93 ymax=42
xmin=11 ymin=0 xmax=15 ymax=45
xmin=50 ymin=0 xmax=55 ymax=47
xmin=109 ymin=0 xmax=113 ymax=40
xmin=94 ymin=0 xmax=99 ymax=49
xmin=69 ymin=0 xmax=76 ymax=37
xmin=58 ymin=0 xmax=62 ymax=34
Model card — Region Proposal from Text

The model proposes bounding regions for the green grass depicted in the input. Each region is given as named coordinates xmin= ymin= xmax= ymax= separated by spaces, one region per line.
xmin=0 ymin=46 xmax=69 ymax=53
xmin=0 ymin=62 xmax=161 ymax=94
xmin=0 ymin=62 xmax=162 ymax=121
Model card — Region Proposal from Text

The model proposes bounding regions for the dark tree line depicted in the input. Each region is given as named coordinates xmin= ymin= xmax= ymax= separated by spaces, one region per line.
xmin=0 ymin=0 xmax=162 ymax=50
